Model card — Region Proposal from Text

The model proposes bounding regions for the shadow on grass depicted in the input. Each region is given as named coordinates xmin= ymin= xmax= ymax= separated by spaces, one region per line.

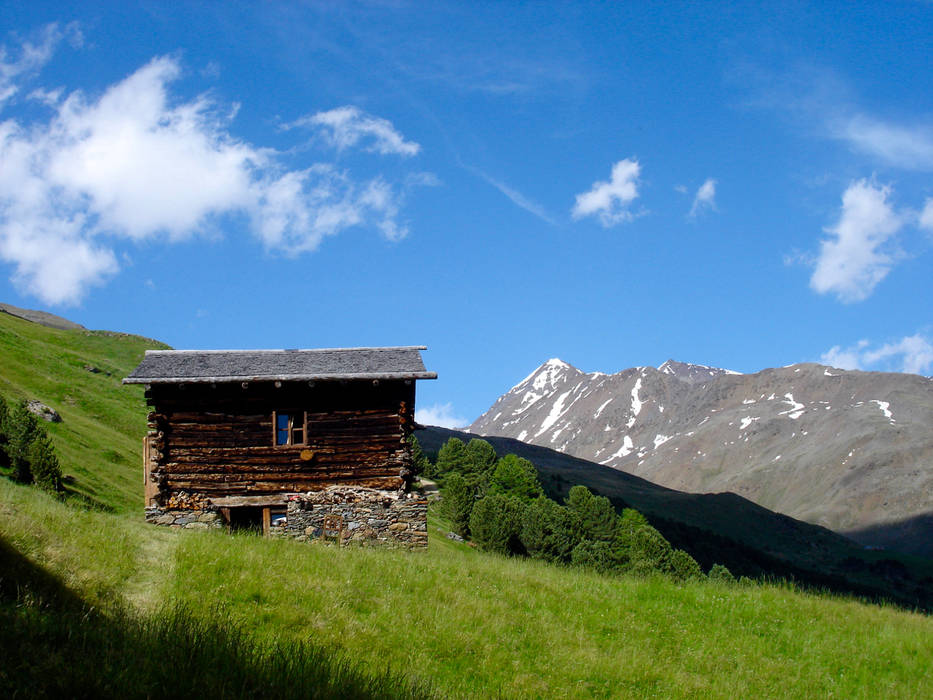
xmin=0 ymin=535 xmax=437 ymax=699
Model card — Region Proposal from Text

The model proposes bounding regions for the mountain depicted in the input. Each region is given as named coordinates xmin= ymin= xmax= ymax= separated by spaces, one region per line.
xmin=468 ymin=358 xmax=933 ymax=558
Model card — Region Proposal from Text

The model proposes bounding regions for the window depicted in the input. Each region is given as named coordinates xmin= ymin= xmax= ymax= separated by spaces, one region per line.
xmin=274 ymin=411 xmax=306 ymax=446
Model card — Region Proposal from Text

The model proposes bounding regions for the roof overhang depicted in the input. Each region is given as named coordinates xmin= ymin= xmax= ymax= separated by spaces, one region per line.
xmin=123 ymin=371 xmax=438 ymax=385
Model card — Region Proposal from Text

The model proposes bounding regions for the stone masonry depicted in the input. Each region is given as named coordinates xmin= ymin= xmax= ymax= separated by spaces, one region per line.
xmin=283 ymin=486 xmax=427 ymax=548
xmin=144 ymin=485 xmax=427 ymax=547
xmin=144 ymin=506 xmax=224 ymax=530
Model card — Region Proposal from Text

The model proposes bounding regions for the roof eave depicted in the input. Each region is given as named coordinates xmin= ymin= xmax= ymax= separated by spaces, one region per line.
xmin=122 ymin=371 xmax=438 ymax=385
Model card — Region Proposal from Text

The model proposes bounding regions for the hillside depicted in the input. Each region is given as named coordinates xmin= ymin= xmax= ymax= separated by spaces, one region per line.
xmin=3 ymin=478 xmax=932 ymax=698
xmin=469 ymin=358 xmax=933 ymax=557
xmin=415 ymin=427 xmax=933 ymax=611
xmin=0 ymin=308 xmax=166 ymax=511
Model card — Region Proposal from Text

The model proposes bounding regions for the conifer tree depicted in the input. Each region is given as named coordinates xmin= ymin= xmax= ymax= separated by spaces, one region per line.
xmin=8 ymin=401 xmax=38 ymax=483
xmin=434 ymin=437 xmax=470 ymax=479
xmin=489 ymin=454 xmax=543 ymax=501
xmin=0 ymin=394 xmax=10 ymax=468
xmin=520 ymin=496 xmax=576 ymax=563
xmin=464 ymin=438 xmax=497 ymax=475
xmin=440 ymin=472 xmax=474 ymax=537
xmin=27 ymin=431 xmax=62 ymax=493
xmin=565 ymin=485 xmax=617 ymax=543
xmin=468 ymin=492 xmax=525 ymax=555
xmin=407 ymin=435 xmax=431 ymax=477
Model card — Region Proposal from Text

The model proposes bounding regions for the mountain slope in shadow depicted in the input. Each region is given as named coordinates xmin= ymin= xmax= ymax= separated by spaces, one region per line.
xmin=416 ymin=426 xmax=933 ymax=611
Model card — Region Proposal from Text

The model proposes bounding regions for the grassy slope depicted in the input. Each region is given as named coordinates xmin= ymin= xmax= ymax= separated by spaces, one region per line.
xmin=0 ymin=310 xmax=166 ymax=511
xmin=1 ymin=479 xmax=931 ymax=698
xmin=0 ymin=312 xmax=931 ymax=697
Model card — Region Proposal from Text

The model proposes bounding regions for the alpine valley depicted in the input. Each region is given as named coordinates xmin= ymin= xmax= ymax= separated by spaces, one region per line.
xmin=469 ymin=359 xmax=933 ymax=558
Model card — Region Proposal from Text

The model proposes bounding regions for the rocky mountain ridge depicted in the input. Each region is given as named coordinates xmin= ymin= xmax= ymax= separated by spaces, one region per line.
xmin=468 ymin=358 xmax=933 ymax=556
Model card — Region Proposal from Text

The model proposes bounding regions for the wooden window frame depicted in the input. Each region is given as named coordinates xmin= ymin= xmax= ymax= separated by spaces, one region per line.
xmin=273 ymin=410 xmax=307 ymax=447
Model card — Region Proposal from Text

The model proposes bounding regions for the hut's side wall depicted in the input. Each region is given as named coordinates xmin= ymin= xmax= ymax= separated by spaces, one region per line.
xmin=144 ymin=380 xmax=416 ymax=504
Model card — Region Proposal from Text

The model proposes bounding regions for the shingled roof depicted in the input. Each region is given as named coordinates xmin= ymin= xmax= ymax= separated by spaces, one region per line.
xmin=123 ymin=346 xmax=436 ymax=384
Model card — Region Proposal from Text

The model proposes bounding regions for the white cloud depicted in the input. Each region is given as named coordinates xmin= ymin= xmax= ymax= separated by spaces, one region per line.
xmin=415 ymin=402 xmax=467 ymax=429
xmin=920 ymin=198 xmax=933 ymax=233
xmin=837 ymin=115 xmax=933 ymax=171
xmin=0 ymin=47 xmax=418 ymax=305
xmin=820 ymin=340 xmax=869 ymax=371
xmin=821 ymin=334 xmax=933 ymax=375
xmin=572 ymin=158 xmax=641 ymax=226
xmin=0 ymin=23 xmax=80 ymax=107
xmin=287 ymin=105 xmax=420 ymax=157
xmin=689 ymin=178 xmax=717 ymax=217
xmin=810 ymin=179 xmax=903 ymax=303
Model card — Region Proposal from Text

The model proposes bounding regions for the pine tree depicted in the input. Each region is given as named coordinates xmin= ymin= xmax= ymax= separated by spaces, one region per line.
xmin=440 ymin=473 xmax=474 ymax=537
xmin=27 ymin=431 xmax=62 ymax=493
xmin=8 ymin=401 xmax=39 ymax=483
xmin=520 ymin=497 xmax=576 ymax=563
xmin=407 ymin=435 xmax=431 ymax=477
xmin=565 ymin=485 xmax=617 ymax=543
xmin=708 ymin=563 xmax=736 ymax=584
xmin=0 ymin=394 xmax=10 ymax=469
xmin=489 ymin=454 xmax=543 ymax=501
xmin=468 ymin=492 xmax=525 ymax=555
xmin=464 ymin=438 xmax=497 ymax=475
xmin=434 ymin=438 xmax=471 ymax=479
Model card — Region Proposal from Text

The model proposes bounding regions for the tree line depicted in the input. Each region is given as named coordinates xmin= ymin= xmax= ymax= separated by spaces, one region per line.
xmin=0 ymin=395 xmax=62 ymax=493
xmin=413 ymin=435 xmax=737 ymax=584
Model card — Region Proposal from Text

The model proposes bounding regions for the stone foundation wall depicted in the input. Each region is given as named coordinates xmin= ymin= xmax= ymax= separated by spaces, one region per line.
xmin=143 ymin=485 xmax=427 ymax=547
xmin=144 ymin=506 xmax=224 ymax=530
xmin=283 ymin=486 xmax=427 ymax=548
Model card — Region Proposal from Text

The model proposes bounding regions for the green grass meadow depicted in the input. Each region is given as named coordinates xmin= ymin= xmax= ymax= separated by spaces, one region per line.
xmin=0 ymin=310 xmax=931 ymax=697
xmin=1 ymin=479 xmax=931 ymax=698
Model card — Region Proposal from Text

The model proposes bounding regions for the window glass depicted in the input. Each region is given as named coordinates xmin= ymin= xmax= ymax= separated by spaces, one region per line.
xmin=276 ymin=413 xmax=289 ymax=445
xmin=275 ymin=412 xmax=305 ymax=446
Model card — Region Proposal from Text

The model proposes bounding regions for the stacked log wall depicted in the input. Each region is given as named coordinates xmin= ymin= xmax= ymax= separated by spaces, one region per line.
xmin=144 ymin=380 xmax=416 ymax=504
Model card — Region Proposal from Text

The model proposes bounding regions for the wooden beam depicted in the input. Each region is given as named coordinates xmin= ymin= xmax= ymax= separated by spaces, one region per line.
xmin=262 ymin=506 xmax=271 ymax=536
xmin=210 ymin=495 xmax=290 ymax=507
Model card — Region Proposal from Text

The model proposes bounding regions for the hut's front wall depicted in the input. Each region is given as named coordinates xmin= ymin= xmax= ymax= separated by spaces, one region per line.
xmin=145 ymin=380 xmax=416 ymax=505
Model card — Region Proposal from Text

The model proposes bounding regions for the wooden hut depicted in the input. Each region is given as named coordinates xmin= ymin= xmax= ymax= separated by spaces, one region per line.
xmin=124 ymin=346 xmax=436 ymax=544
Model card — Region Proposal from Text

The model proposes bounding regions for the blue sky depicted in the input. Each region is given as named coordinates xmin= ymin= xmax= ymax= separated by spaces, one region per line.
xmin=0 ymin=2 xmax=931 ymax=426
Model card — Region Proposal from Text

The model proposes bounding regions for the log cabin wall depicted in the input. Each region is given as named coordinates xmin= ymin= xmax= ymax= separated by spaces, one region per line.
xmin=145 ymin=379 xmax=416 ymax=504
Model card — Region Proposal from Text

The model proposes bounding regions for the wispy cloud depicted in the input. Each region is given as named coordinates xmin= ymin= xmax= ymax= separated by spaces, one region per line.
xmin=0 ymin=39 xmax=421 ymax=305
xmin=689 ymin=178 xmax=717 ymax=218
xmin=572 ymin=158 xmax=642 ymax=226
xmin=742 ymin=63 xmax=933 ymax=172
xmin=920 ymin=198 xmax=933 ymax=233
xmin=415 ymin=402 xmax=467 ymax=429
xmin=833 ymin=114 xmax=933 ymax=171
xmin=821 ymin=333 xmax=933 ymax=375
xmin=809 ymin=179 xmax=903 ymax=303
xmin=285 ymin=105 xmax=420 ymax=157
xmin=468 ymin=167 xmax=557 ymax=225
xmin=0 ymin=23 xmax=81 ymax=107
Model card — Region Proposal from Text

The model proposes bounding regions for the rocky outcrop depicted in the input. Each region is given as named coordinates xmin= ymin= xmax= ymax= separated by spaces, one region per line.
xmin=26 ymin=400 xmax=61 ymax=423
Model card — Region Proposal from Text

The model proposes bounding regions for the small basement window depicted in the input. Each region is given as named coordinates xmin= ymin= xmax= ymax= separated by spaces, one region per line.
xmin=274 ymin=411 xmax=306 ymax=446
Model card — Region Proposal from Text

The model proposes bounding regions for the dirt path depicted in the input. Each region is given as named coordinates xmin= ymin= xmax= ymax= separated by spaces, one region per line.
xmin=123 ymin=526 xmax=178 ymax=612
